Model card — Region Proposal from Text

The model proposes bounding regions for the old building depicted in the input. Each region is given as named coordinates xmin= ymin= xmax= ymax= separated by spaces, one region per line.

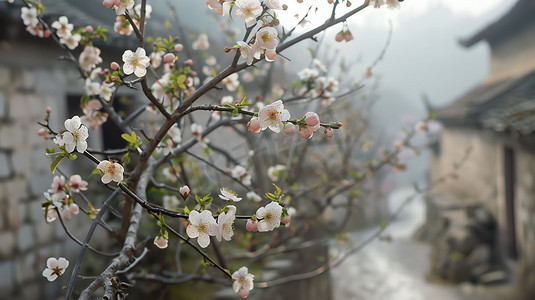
xmin=426 ymin=0 xmax=535 ymax=298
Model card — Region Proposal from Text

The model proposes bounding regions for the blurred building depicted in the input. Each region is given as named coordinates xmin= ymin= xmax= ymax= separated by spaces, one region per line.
xmin=424 ymin=0 xmax=535 ymax=298
xmin=0 ymin=2 xmax=141 ymax=299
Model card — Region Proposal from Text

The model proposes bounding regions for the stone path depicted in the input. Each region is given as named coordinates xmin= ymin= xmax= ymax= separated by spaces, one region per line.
xmin=330 ymin=188 xmax=499 ymax=300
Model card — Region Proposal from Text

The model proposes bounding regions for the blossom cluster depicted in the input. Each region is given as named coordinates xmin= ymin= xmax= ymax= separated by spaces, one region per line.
xmin=43 ymin=175 xmax=87 ymax=223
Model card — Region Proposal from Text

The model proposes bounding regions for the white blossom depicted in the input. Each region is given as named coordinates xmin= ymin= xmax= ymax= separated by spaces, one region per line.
xmin=115 ymin=0 xmax=135 ymax=15
xmin=219 ymin=188 xmax=242 ymax=202
xmin=97 ymin=160 xmax=124 ymax=184
xmin=134 ymin=3 xmax=152 ymax=18
xmin=222 ymin=73 xmax=240 ymax=91
xmin=67 ymin=175 xmax=88 ymax=193
xmin=79 ymin=46 xmax=103 ymax=71
xmin=215 ymin=205 xmax=236 ymax=242
xmin=192 ymin=33 xmax=209 ymax=50
xmin=85 ymin=79 xmax=101 ymax=96
xmin=186 ymin=210 xmax=218 ymax=248
xmin=257 ymin=100 xmax=290 ymax=133
xmin=122 ymin=47 xmax=150 ymax=77
xmin=232 ymin=267 xmax=254 ymax=298
xmin=42 ymin=257 xmax=69 ymax=282
xmin=237 ymin=41 xmax=261 ymax=66
xmin=63 ymin=116 xmax=89 ymax=153
xmin=246 ymin=191 xmax=262 ymax=203
xmin=21 ymin=7 xmax=38 ymax=26
xmin=235 ymin=0 xmax=262 ymax=27
xmin=267 ymin=164 xmax=286 ymax=181
xmin=51 ymin=16 xmax=73 ymax=38
xmin=59 ymin=34 xmax=81 ymax=50
xmin=100 ymin=82 xmax=116 ymax=101
xmin=256 ymin=201 xmax=283 ymax=232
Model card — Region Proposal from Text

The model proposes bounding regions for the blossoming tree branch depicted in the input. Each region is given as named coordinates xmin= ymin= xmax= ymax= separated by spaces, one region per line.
xmin=10 ymin=0 xmax=426 ymax=299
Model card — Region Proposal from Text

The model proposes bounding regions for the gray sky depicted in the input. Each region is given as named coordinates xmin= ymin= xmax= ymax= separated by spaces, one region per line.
xmin=168 ymin=0 xmax=515 ymax=124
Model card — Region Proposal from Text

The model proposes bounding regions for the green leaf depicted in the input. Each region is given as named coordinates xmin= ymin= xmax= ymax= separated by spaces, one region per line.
xmin=122 ymin=133 xmax=134 ymax=143
xmin=122 ymin=152 xmax=131 ymax=166
xmin=50 ymin=156 xmax=65 ymax=174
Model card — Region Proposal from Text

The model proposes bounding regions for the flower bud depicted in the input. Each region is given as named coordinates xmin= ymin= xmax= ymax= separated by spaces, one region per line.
xmin=282 ymin=215 xmax=291 ymax=225
xmin=305 ymin=112 xmax=320 ymax=127
xmin=110 ymin=62 xmax=120 ymax=70
xmin=154 ymin=236 xmax=168 ymax=249
xmin=299 ymin=127 xmax=314 ymax=139
xmin=103 ymin=0 xmax=114 ymax=8
xmin=191 ymin=71 xmax=198 ymax=77
xmin=324 ymin=127 xmax=334 ymax=139
xmin=69 ymin=203 xmax=79 ymax=215
xmin=44 ymin=31 xmax=51 ymax=38
xmin=38 ymin=128 xmax=46 ymax=136
xmin=344 ymin=30 xmax=354 ymax=42
xmin=174 ymin=43 xmax=184 ymax=52
xmin=46 ymin=106 xmax=52 ymax=113
xmin=246 ymin=220 xmax=258 ymax=232
xmin=283 ymin=123 xmax=297 ymax=134
xmin=83 ymin=26 xmax=94 ymax=33
xmin=179 ymin=185 xmax=190 ymax=199
xmin=248 ymin=117 xmax=261 ymax=133
xmin=184 ymin=59 xmax=193 ymax=66
xmin=163 ymin=53 xmax=175 ymax=64
xmin=335 ymin=31 xmax=344 ymax=42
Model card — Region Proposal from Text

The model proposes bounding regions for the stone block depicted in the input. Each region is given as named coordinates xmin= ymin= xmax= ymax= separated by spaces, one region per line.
xmin=10 ymin=147 xmax=30 ymax=177
xmin=7 ymin=93 xmax=30 ymax=121
xmin=6 ymin=177 xmax=28 ymax=202
xmin=0 ymin=123 xmax=26 ymax=149
xmin=0 ymin=67 xmax=10 ymax=88
xmin=35 ymin=218 xmax=55 ymax=245
xmin=0 ymin=231 xmax=15 ymax=257
xmin=0 ymin=91 xmax=6 ymax=120
xmin=0 ymin=151 xmax=12 ymax=179
xmin=14 ymin=252 xmax=36 ymax=284
xmin=0 ymin=260 xmax=14 ymax=295
xmin=20 ymin=282 xmax=41 ymax=300
xmin=5 ymin=195 xmax=21 ymax=230
xmin=28 ymin=170 xmax=52 ymax=197
xmin=17 ymin=224 xmax=34 ymax=252
xmin=30 ymin=145 xmax=52 ymax=173
xmin=14 ymin=69 xmax=35 ymax=92
xmin=30 ymin=199 xmax=46 ymax=224
xmin=26 ymin=94 xmax=46 ymax=119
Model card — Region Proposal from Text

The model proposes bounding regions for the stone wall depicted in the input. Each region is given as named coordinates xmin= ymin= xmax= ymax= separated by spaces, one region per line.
xmin=0 ymin=63 xmax=103 ymax=299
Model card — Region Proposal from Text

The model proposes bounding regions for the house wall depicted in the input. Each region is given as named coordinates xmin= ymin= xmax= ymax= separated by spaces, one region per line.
xmin=513 ymin=149 xmax=535 ymax=297
xmin=430 ymin=127 xmax=499 ymax=214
